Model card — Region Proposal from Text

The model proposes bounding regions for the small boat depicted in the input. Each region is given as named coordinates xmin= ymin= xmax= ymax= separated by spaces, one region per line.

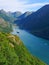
xmin=17 ymin=31 xmax=19 ymax=33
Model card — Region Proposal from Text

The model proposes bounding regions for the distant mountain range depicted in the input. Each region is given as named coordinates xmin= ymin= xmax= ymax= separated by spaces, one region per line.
xmin=0 ymin=9 xmax=33 ymax=32
xmin=0 ymin=9 xmax=33 ymax=22
xmin=0 ymin=18 xmax=12 ymax=32
xmin=0 ymin=9 xmax=22 ymax=23
xmin=14 ymin=4 xmax=49 ymax=40
xmin=18 ymin=11 xmax=32 ymax=19
xmin=11 ymin=11 xmax=22 ymax=18
xmin=0 ymin=9 xmax=14 ymax=23
xmin=0 ymin=9 xmax=13 ymax=32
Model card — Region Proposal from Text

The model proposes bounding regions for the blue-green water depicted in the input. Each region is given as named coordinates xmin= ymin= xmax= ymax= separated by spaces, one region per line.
xmin=12 ymin=27 xmax=49 ymax=65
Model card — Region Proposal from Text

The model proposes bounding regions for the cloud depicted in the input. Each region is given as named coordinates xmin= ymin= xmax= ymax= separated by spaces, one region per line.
xmin=0 ymin=0 xmax=27 ymax=12
xmin=0 ymin=0 xmax=49 ymax=12
xmin=25 ymin=2 xmax=49 ymax=7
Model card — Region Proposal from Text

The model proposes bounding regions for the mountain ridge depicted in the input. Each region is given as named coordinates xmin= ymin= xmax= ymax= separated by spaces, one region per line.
xmin=14 ymin=4 xmax=49 ymax=39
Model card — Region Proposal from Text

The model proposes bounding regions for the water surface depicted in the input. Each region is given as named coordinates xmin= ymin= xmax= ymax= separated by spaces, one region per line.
xmin=12 ymin=27 xmax=49 ymax=65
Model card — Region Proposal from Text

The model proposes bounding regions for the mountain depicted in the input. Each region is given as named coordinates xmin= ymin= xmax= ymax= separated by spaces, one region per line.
xmin=0 ymin=9 xmax=15 ymax=23
xmin=11 ymin=11 xmax=22 ymax=18
xmin=14 ymin=11 xmax=33 ymax=25
xmin=0 ymin=9 xmax=23 ymax=32
xmin=0 ymin=32 xmax=46 ymax=65
xmin=0 ymin=10 xmax=22 ymax=23
xmin=0 ymin=18 xmax=12 ymax=32
xmin=18 ymin=11 xmax=32 ymax=19
xmin=14 ymin=4 xmax=49 ymax=39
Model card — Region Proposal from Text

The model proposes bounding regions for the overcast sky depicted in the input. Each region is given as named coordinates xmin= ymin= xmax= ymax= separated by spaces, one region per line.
xmin=0 ymin=0 xmax=49 ymax=12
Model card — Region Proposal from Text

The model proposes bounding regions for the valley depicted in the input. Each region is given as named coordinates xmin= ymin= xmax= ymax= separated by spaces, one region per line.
xmin=0 ymin=3 xmax=49 ymax=65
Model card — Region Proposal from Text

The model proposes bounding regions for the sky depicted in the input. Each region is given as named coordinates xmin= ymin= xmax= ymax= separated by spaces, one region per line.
xmin=0 ymin=0 xmax=49 ymax=13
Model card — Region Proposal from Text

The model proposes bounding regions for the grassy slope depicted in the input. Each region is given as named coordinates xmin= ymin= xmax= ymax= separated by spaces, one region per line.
xmin=0 ymin=32 xmax=46 ymax=65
